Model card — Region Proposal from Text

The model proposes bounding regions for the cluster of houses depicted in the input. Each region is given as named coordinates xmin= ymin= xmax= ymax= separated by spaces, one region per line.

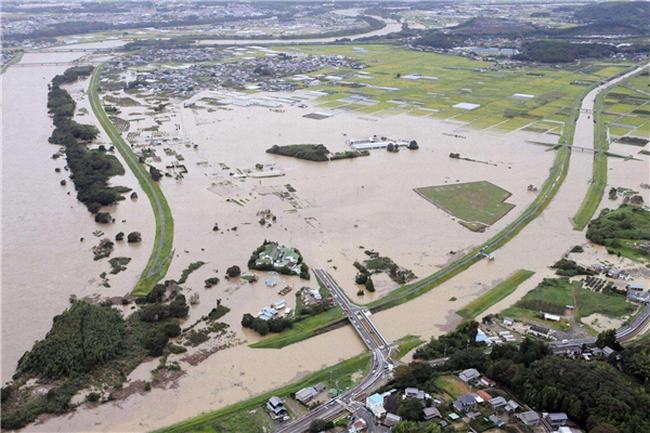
xmin=256 ymin=299 xmax=290 ymax=321
xmin=254 ymin=243 xmax=303 ymax=274
xmin=112 ymin=50 xmax=360 ymax=98
xmin=557 ymin=345 xmax=618 ymax=361
xmin=346 ymin=135 xmax=415 ymax=151
xmin=364 ymin=387 xmax=439 ymax=429
xmin=454 ymin=368 xmax=580 ymax=433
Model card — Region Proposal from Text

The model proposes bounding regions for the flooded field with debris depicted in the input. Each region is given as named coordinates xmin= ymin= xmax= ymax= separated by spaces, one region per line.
xmin=4 ymin=43 xmax=648 ymax=432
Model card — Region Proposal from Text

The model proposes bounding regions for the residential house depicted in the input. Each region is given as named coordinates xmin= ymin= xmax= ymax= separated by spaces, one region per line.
xmin=477 ymin=390 xmax=493 ymax=401
xmin=478 ymin=376 xmax=496 ymax=387
xmin=489 ymin=415 xmax=506 ymax=427
xmin=489 ymin=396 xmax=508 ymax=410
xmin=506 ymin=399 xmax=520 ymax=412
xmin=404 ymin=387 xmax=427 ymax=400
xmin=543 ymin=313 xmax=561 ymax=322
xmin=295 ymin=384 xmax=325 ymax=405
xmin=627 ymin=284 xmax=650 ymax=303
xmin=602 ymin=346 xmax=616 ymax=358
xmin=348 ymin=418 xmax=367 ymax=433
xmin=458 ymin=368 xmax=481 ymax=383
xmin=366 ymin=393 xmax=386 ymax=418
xmin=453 ymin=393 xmax=477 ymax=413
xmin=528 ymin=324 xmax=554 ymax=339
xmin=545 ymin=412 xmax=569 ymax=429
xmin=266 ymin=396 xmax=287 ymax=420
xmin=517 ymin=410 xmax=541 ymax=426
xmin=383 ymin=413 xmax=401 ymax=428
xmin=272 ymin=299 xmax=287 ymax=310
xmin=423 ymin=407 xmax=442 ymax=420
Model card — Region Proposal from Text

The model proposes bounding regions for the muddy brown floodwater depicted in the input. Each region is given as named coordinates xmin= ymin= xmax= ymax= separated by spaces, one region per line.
xmin=0 ymin=40 xmax=152 ymax=384
xmin=3 ymin=43 xmax=648 ymax=433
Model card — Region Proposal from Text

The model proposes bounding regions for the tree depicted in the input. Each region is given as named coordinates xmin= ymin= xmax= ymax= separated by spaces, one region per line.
xmin=448 ymin=347 xmax=487 ymax=371
xmin=309 ymin=419 xmax=333 ymax=433
xmin=94 ymin=212 xmax=112 ymax=224
xmin=596 ymin=329 xmax=622 ymax=350
xmin=226 ymin=265 xmax=241 ymax=278
xmin=397 ymin=398 xmax=424 ymax=421
xmin=149 ymin=166 xmax=162 ymax=181
xmin=168 ymin=295 xmax=189 ymax=318
xmin=127 ymin=231 xmax=142 ymax=243
xmin=142 ymin=328 xmax=168 ymax=357
xmin=365 ymin=276 xmax=375 ymax=292
xmin=17 ymin=301 xmax=126 ymax=378
xmin=394 ymin=420 xmax=441 ymax=433
xmin=164 ymin=322 xmax=181 ymax=338
xmin=355 ymin=273 xmax=368 ymax=284
xmin=241 ymin=313 xmax=255 ymax=328
xmin=408 ymin=140 xmax=419 ymax=150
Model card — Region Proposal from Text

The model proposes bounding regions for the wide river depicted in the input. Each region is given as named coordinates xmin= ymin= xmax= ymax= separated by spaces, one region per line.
xmin=1 ymin=36 xmax=647 ymax=433
xmin=0 ymin=39 xmax=147 ymax=384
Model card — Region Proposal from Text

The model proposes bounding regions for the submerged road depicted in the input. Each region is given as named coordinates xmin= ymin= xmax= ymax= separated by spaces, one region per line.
xmin=275 ymin=270 xmax=392 ymax=433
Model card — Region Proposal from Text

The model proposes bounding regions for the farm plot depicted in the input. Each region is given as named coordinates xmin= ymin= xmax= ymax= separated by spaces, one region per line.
xmin=281 ymin=44 xmax=633 ymax=132
xmin=415 ymin=181 xmax=515 ymax=232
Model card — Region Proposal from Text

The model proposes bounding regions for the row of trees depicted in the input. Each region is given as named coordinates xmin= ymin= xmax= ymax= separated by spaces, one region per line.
xmin=241 ymin=313 xmax=293 ymax=336
xmin=48 ymin=67 xmax=128 ymax=214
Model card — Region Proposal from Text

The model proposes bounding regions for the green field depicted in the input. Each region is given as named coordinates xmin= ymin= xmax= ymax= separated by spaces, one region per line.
xmin=457 ymin=269 xmax=535 ymax=320
xmin=282 ymin=44 xmax=633 ymax=132
xmin=153 ymin=353 xmax=370 ymax=433
xmin=602 ymin=70 xmax=650 ymax=141
xmin=502 ymin=278 xmax=636 ymax=328
xmin=89 ymin=66 xmax=175 ymax=296
xmin=250 ymin=307 xmax=345 ymax=349
xmin=415 ymin=181 xmax=515 ymax=228
xmin=587 ymin=205 xmax=650 ymax=263
xmin=393 ymin=335 xmax=425 ymax=359
xmin=433 ymin=375 xmax=470 ymax=399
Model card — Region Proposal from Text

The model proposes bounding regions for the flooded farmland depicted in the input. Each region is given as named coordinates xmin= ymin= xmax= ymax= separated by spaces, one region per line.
xmin=2 ymin=43 xmax=648 ymax=432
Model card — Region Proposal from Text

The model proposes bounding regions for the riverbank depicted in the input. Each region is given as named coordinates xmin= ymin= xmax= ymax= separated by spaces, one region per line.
xmin=89 ymin=65 xmax=175 ymax=295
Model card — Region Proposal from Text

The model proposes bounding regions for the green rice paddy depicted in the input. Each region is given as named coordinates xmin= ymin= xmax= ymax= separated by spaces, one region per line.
xmin=415 ymin=180 xmax=515 ymax=229
xmin=282 ymin=45 xmax=633 ymax=132
xmin=601 ymin=70 xmax=650 ymax=142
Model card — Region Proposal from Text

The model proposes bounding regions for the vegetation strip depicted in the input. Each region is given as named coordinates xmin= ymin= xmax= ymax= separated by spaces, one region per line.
xmin=89 ymin=65 xmax=174 ymax=295
xmin=1 ymin=50 xmax=23 ymax=74
xmin=572 ymin=85 xmax=610 ymax=230
xmin=457 ymin=269 xmax=535 ymax=320
xmin=572 ymin=67 xmax=648 ymax=230
xmin=151 ymin=353 xmax=371 ymax=433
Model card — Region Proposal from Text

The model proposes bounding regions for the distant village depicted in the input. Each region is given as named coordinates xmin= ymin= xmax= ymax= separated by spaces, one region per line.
xmin=109 ymin=49 xmax=362 ymax=98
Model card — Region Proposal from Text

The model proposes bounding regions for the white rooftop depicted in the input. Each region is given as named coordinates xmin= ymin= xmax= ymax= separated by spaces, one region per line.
xmin=453 ymin=102 xmax=481 ymax=110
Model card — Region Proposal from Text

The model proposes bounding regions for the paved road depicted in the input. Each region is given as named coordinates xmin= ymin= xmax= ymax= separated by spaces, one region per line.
xmin=275 ymin=270 xmax=393 ymax=433
xmin=551 ymin=304 xmax=650 ymax=350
